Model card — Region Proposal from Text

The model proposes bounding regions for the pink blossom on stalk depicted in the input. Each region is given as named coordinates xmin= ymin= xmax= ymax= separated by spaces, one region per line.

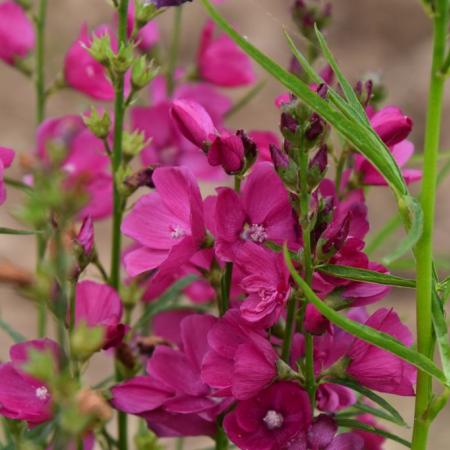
xmin=36 ymin=115 xmax=113 ymax=220
xmin=112 ymin=314 xmax=226 ymax=437
xmin=346 ymin=308 xmax=416 ymax=396
xmin=0 ymin=339 xmax=60 ymax=427
xmin=213 ymin=162 xmax=297 ymax=261
xmin=236 ymin=245 xmax=291 ymax=328
xmin=121 ymin=166 xmax=206 ymax=277
xmin=74 ymin=280 xmax=127 ymax=350
xmin=170 ymin=99 xmax=217 ymax=149
xmin=223 ymin=381 xmax=312 ymax=450
xmin=198 ymin=20 xmax=256 ymax=87
xmin=355 ymin=106 xmax=421 ymax=185
xmin=201 ymin=310 xmax=277 ymax=399
xmin=0 ymin=1 xmax=34 ymax=65
xmin=0 ymin=146 xmax=15 ymax=205
xmin=64 ymin=24 xmax=115 ymax=101
xmin=208 ymin=133 xmax=245 ymax=174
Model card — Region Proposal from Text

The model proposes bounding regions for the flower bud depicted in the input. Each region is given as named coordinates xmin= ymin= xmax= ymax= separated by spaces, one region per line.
xmin=270 ymin=144 xmax=299 ymax=190
xmin=307 ymin=145 xmax=328 ymax=189
xmin=371 ymin=107 xmax=412 ymax=147
xmin=151 ymin=0 xmax=193 ymax=7
xmin=305 ymin=113 xmax=325 ymax=141
xmin=83 ymin=108 xmax=111 ymax=139
xmin=208 ymin=134 xmax=244 ymax=174
xmin=86 ymin=33 xmax=113 ymax=66
xmin=134 ymin=1 xmax=159 ymax=27
xmin=131 ymin=56 xmax=159 ymax=91
xmin=125 ymin=167 xmax=155 ymax=194
xmin=292 ymin=0 xmax=332 ymax=40
xmin=170 ymin=99 xmax=217 ymax=149
xmin=70 ymin=322 xmax=105 ymax=362
xmin=317 ymin=213 xmax=351 ymax=260
xmin=111 ymin=43 xmax=134 ymax=74
xmin=237 ymin=129 xmax=257 ymax=166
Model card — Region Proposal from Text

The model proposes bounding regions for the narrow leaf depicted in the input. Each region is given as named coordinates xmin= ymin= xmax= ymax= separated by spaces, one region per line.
xmin=132 ymin=275 xmax=197 ymax=331
xmin=382 ymin=196 xmax=424 ymax=265
xmin=336 ymin=418 xmax=411 ymax=448
xmin=0 ymin=227 xmax=41 ymax=236
xmin=317 ymin=264 xmax=416 ymax=288
xmin=0 ymin=317 xmax=26 ymax=343
xmin=432 ymin=290 xmax=450 ymax=381
xmin=200 ymin=0 xmax=408 ymax=198
xmin=328 ymin=378 xmax=407 ymax=426
xmin=314 ymin=25 xmax=369 ymax=125
xmin=283 ymin=245 xmax=448 ymax=385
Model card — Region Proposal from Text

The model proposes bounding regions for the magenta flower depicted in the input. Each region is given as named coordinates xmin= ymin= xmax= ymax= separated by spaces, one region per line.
xmin=346 ymin=308 xmax=416 ymax=395
xmin=316 ymin=383 xmax=356 ymax=413
xmin=75 ymin=216 xmax=95 ymax=256
xmin=112 ymin=314 xmax=225 ymax=437
xmin=126 ymin=3 xmax=160 ymax=52
xmin=236 ymin=245 xmax=291 ymax=328
xmin=132 ymin=77 xmax=230 ymax=180
xmin=0 ymin=339 xmax=60 ymax=427
xmin=355 ymin=106 xmax=421 ymax=185
xmin=213 ymin=162 xmax=297 ymax=261
xmin=170 ymin=99 xmax=217 ymax=149
xmin=74 ymin=280 xmax=127 ymax=350
xmin=198 ymin=20 xmax=256 ymax=87
xmin=36 ymin=115 xmax=113 ymax=220
xmin=208 ymin=133 xmax=245 ymax=174
xmin=201 ymin=310 xmax=277 ymax=399
xmin=0 ymin=146 xmax=15 ymax=205
xmin=352 ymin=414 xmax=385 ymax=450
xmin=223 ymin=381 xmax=312 ymax=450
xmin=308 ymin=414 xmax=364 ymax=450
xmin=0 ymin=1 xmax=34 ymax=65
xmin=122 ymin=166 xmax=206 ymax=277
xmin=64 ymin=24 xmax=115 ymax=101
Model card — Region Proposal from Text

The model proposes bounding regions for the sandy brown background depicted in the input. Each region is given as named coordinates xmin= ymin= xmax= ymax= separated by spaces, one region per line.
xmin=0 ymin=0 xmax=450 ymax=448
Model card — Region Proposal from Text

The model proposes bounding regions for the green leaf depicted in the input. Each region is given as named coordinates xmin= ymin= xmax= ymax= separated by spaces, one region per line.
xmin=336 ymin=418 xmax=411 ymax=448
xmin=200 ymin=0 xmax=408 ymax=198
xmin=132 ymin=275 xmax=198 ymax=331
xmin=432 ymin=289 xmax=450 ymax=381
xmin=283 ymin=245 xmax=449 ymax=385
xmin=317 ymin=264 xmax=416 ymax=288
xmin=0 ymin=317 xmax=26 ymax=343
xmin=314 ymin=25 xmax=369 ymax=125
xmin=0 ymin=227 xmax=41 ymax=235
xmin=328 ymin=378 xmax=407 ymax=426
xmin=382 ymin=196 xmax=424 ymax=265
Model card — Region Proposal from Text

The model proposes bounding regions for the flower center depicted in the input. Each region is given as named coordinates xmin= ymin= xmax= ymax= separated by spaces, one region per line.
xmin=170 ymin=225 xmax=186 ymax=240
xmin=263 ymin=410 xmax=284 ymax=430
xmin=241 ymin=223 xmax=267 ymax=244
xmin=35 ymin=386 xmax=49 ymax=401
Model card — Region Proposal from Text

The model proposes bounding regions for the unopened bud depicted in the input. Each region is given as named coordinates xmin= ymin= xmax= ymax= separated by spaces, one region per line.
xmin=307 ymin=145 xmax=328 ymax=189
xmin=71 ymin=322 xmax=105 ymax=362
xmin=131 ymin=56 xmax=159 ymax=91
xmin=87 ymin=33 xmax=113 ymax=66
xmin=83 ymin=108 xmax=111 ymax=139
xmin=111 ymin=43 xmax=134 ymax=74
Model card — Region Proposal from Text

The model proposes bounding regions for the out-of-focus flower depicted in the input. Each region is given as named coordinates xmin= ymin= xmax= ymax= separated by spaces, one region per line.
xmin=0 ymin=146 xmax=15 ymax=205
xmin=0 ymin=1 xmax=34 ymax=65
xmin=198 ymin=20 xmax=256 ymax=87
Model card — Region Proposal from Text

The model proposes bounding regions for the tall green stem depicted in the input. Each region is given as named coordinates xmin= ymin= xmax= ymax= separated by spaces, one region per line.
xmin=411 ymin=2 xmax=448 ymax=449
xmin=110 ymin=1 xmax=129 ymax=450
xmin=35 ymin=0 xmax=48 ymax=338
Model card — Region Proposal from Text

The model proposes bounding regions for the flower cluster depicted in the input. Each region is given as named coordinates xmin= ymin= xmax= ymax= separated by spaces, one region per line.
xmin=0 ymin=0 xmax=434 ymax=449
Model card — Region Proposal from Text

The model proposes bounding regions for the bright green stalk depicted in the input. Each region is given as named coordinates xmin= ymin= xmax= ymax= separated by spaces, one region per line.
xmin=35 ymin=0 xmax=48 ymax=338
xmin=411 ymin=1 xmax=449 ymax=449
xmin=110 ymin=1 xmax=129 ymax=450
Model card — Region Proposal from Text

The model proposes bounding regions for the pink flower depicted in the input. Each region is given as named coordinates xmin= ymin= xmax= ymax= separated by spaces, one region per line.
xmin=112 ymin=314 xmax=225 ymax=437
xmin=355 ymin=106 xmax=421 ymax=185
xmin=64 ymin=24 xmax=115 ymax=100
xmin=208 ymin=133 xmax=245 ymax=174
xmin=316 ymin=383 xmax=356 ymax=413
xmin=223 ymin=381 xmax=312 ymax=450
xmin=74 ymin=280 xmax=127 ymax=350
xmin=36 ymin=115 xmax=113 ymax=220
xmin=75 ymin=216 xmax=95 ymax=256
xmin=346 ymin=308 xmax=416 ymax=396
xmin=351 ymin=414 xmax=385 ymax=450
xmin=236 ymin=245 xmax=291 ymax=328
xmin=0 ymin=339 xmax=60 ymax=427
xmin=248 ymin=130 xmax=281 ymax=162
xmin=308 ymin=414 xmax=364 ymax=450
xmin=170 ymin=99 xmax=217 ymax=149
xmin=0 ymin=1 xmax=34 ymax=65
xmin=122 ymin=166 xmax=206 ymax=277
xmin=201 ymin=310 xmax=277 ymax=399
xmin=213 ymin=162 xmax=297 ymax=261
xmin=198 ymin=20 xmax=255 ymax=87
xmin=126 ymin=3 xmax=160 ymax=52
xmin=0 ymin=146 xmax=15 ymax=205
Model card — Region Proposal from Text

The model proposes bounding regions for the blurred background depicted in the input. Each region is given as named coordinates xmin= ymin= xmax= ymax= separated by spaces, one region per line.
xmin=0 ymin=0 xmax=449 ymax=448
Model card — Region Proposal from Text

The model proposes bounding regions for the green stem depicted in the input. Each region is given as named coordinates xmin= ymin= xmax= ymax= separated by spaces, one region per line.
xmin=281 ymin=294 xmax=297 ymax=361
xmin=215 ymin=426 xmax=228 ymax=450
xmin=110 ymin=1 xmax=129 ymax=450
xmin=411 ymin=2 xmax=449 ymax=449
xmin=166 ymin=7 xmax=183 ymax=96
